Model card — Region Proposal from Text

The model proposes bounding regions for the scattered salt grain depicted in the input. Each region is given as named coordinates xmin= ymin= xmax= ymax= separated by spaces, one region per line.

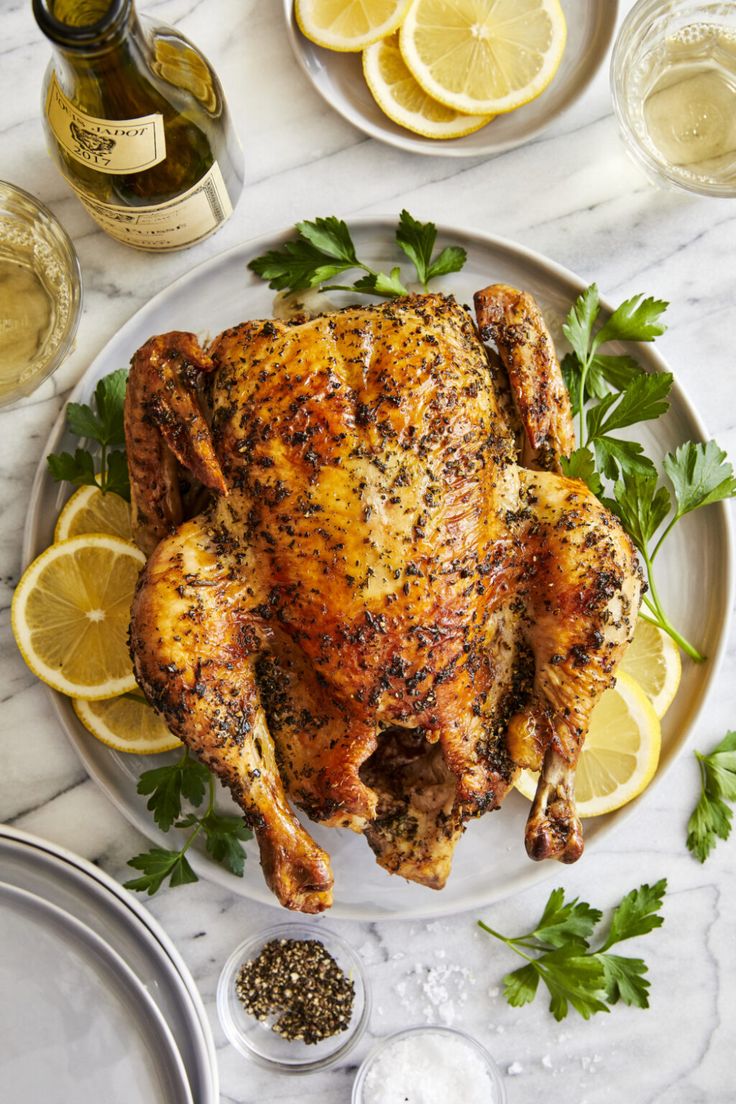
xmin=541 ymin=1054 xmax=553 ymax=1070
xmin=362 ymin=1032 xmax=500 ymax=1104
xmin=393 ymin=962 xmax=475 ymax=1028
xmin=507 ymin=1061 xmax=524 ymax=1076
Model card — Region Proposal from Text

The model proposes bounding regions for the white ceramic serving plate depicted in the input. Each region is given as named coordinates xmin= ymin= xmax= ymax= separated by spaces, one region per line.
xmin=283 ymin=0 xmax=618 ymax=157
xmin=0 ymin=825 xmax=219 ymax=1104
xmin=0 ymin=880 xmax=193 ymax=1104
xmin=24 ymin=219 xmax=733 ymax=920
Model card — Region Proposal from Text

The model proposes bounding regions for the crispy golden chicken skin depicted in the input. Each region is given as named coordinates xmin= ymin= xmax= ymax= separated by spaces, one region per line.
xmin=126 ymin=290 xmax=642 ymax=912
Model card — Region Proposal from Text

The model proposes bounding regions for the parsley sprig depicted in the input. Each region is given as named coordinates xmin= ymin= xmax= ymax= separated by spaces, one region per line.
xmin=602 ymin=442 xmax=736 ymax=661
xmin=47 ymin=369 xmax=130 ymax=500
xmin=562 ymin=284 xmax=668 ymax=440
xmin=479 ymin=880 xmax=667 ymax=1021
xmin=124 ymin=748 xmax=252 ymax=895
xmin=248 ymin=210 xmax=466 ymax=299
xmin=395 ymin=209 xmax=467 ymax=289
xmin=560 ymin=286 xmax=736 ymax=662
xmin=687 ymin=731 xmax=736 ymax=862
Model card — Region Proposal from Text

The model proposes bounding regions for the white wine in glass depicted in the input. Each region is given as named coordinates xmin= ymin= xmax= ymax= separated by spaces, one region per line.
xmin=612 ymin=1 xmax=736 ymax=197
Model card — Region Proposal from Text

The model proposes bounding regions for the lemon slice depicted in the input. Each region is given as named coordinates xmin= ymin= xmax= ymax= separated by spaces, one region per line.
xmin=12 ymin=534 xmax=145 ymax=700
xmin=55 ymin=485 xmax=133 ymax=542
xmin=74 ymin=694 xmax=181 ymax=755
xmin=363 ymin=33 xmax=494 ymax=138
xmin=296 ymin=0 xmax=412 ymax=51
xmin=514 ymin=672 xmax=661 ymax=818
xmin=400 ymin=0 xmax=567 ymax=116
xmin=620 ymin=619 xmax=681 ymax=720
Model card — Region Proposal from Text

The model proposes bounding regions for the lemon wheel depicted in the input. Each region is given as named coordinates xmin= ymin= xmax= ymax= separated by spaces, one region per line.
xmin=55 ymin=485 xmax=133 ymax=542
xmin=400 ymin=0 xmax=567 ymax=116
xmin=363 ymin=34 xmax=494 ymax=138
xmin=296 ymin=0 xmax=412 ymax=51
xmin=620 ymin=619 xmax=681 ymax=719
xmin=514 ymin=672 xmax=662 ymax=818
xmin=12 ymin=534 xmax=145 ymax=700
xmin=74 ymin=695 xmax=181 ymax=755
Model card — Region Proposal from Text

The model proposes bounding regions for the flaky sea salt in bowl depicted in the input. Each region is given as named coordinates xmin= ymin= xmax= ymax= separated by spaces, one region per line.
xmin=352 ymin=1025 xmax=506 ymax=1104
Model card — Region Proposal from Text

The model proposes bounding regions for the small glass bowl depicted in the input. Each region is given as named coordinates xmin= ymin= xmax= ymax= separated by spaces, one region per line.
xmin=0 ymin=181 xmax=82 ymax=407
xmin=352 ymin=1025 xmax=507 ymax=1103
xmin=611 ymin=0 xmax=736 ymax=197
xmin=217 ymin=922 xmax=370 ymax=1074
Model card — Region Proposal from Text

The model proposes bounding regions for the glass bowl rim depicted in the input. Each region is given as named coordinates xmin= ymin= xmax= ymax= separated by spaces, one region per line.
xmin=0 ymin=179 xmax=83 ymax=409
xmin=216 ymin=920 xmax=371 ymax=1075
xmin=351 ymin=1023 xmax=507 ymax=1103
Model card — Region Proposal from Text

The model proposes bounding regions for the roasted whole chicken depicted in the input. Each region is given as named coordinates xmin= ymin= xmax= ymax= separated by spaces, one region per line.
xmin=126 ymin=286 xmax=642 ymax=913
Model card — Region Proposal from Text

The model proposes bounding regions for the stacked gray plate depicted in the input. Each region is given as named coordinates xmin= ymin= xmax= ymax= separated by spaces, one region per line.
xmin=0 ymin=825 xmax=218 ymax=1103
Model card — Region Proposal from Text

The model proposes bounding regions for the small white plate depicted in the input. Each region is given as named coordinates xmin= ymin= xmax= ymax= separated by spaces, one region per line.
xmin=24 ymin=218 xmax=733 ymax=919
xmin=0 ymin=881 xmax=193 ymax=1104
xmin=283 ymin=0 xmax=619 ymax=156
xmin=0 ymin=825 xmax=219 ymax=1104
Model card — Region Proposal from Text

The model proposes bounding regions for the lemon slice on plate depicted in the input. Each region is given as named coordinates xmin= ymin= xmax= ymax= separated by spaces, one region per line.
xmin=12 ymin=534 xmax=145 ymax=700
xmin=295 ymin=0 xmax=412 ymax=51
xmin=620 ymin=618 xmax=681 ymax=719
xmin=363 ymin=33 xmax=494 ymax=138
xmin=514 ymin=672 xmax=662 ymax=818
xmin=74 ymin=695 xmax=181 ymax=755
xmin=55 ymin=485 xmax=133 ymax=542
xmin=400 ymin=0 xmax=567 ymax=116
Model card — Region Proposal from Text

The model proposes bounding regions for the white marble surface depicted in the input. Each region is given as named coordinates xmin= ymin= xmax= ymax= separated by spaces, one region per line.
xmin=1 ymin=2 xmax=736 ymax=1102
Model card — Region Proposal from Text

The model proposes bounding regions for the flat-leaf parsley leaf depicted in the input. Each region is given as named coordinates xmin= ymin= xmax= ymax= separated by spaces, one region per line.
xmin=559 ymin=284 xmax=736 ymax=662
xmin=479 ymin=880 xmax=666 ymax=1021
xmin=249 ymin=212 xmax=467 ymax=300
xmin=47 ymin=368 xmax=131 ymax=500
xmin=687 ymin=731 xmax=736 ymax=862
xmin=125 ymin=749 xmax=252 ymax=896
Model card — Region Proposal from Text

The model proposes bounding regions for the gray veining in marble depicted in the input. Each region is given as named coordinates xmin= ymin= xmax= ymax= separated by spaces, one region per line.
xmin=1 ymin=2 xmax=735 ymax=1102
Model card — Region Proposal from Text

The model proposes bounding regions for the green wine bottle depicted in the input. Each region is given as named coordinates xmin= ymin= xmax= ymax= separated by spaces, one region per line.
xmin=33 ymin=0 xmax=244 ymax=251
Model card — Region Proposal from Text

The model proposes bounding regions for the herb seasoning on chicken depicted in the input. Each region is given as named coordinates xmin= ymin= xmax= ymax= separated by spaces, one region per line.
xmin=235 ymin=938 xmax=354 ymax=1043
xmin=126 ymin=286 xmax=642 ymax=913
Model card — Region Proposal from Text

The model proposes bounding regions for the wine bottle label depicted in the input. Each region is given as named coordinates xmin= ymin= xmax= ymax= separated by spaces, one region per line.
xmin=46 ymin=73 xmax=166 ymax=174
xmin=67 ymin=161 xmax=234 ymax=251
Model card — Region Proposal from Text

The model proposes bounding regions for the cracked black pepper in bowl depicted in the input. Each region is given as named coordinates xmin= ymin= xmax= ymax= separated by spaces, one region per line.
xmin=235 ymin=937 xmax=355 ymax=1044
xmin=217 ymin=923 xmax=370 ymax=1073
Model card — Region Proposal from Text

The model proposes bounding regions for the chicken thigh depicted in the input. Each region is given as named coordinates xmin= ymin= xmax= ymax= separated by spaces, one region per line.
xmin=126 ymin=288 xmax=642 ymax=913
